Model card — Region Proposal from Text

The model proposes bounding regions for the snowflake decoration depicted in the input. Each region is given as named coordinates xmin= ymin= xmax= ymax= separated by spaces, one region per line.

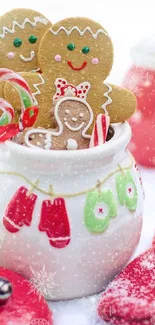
xmin=29 ymin=265 xmax=58 ymax=299
xmin=30 ymin=319 xmax=50 ymax=325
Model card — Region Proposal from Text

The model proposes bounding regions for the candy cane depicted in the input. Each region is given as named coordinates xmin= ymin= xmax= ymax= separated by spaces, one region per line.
xmin=0 ymin=69 xmax=38 ymax=142
xmin=0 ymin=99 xmax=14 ymax=126
xmin=0 ymin=68 xmax=33 ymax=112
xmin=89 ymin=114 xmax=110 ymax=148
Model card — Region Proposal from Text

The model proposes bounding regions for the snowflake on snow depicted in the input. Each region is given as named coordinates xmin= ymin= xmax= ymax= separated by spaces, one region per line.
xmin=30 ymin=319 xmax=50 ymax=325
xmin=29 ymin=265 xmax=58 ymax=299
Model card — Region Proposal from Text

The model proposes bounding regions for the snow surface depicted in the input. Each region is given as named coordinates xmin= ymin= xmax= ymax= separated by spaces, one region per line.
xmin=48 ymin=166 xmax=155 ymax=325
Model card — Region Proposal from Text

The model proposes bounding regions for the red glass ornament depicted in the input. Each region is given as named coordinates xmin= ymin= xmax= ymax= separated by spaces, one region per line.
xmin=0 ymin=267 xmax=53 ymax=325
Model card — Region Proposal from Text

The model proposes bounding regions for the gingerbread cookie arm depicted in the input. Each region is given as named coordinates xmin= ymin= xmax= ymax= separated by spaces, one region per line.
xmin=106 ymin=84 xmax=137 ymax=122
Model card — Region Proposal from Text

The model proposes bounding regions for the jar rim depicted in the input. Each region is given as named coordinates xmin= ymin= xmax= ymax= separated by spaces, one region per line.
xmin=1 ymin=122 xmax=131 ymax=165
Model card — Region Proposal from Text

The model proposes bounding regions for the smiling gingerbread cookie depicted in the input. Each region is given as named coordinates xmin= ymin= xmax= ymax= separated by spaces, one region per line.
xmin=4 ymin=16 xmax=136 ymax=129
xmin=21 ymin=97 xmax=93 ymax=150
xmin=0 ymin=9 xmax=51 ymax=117
xmin=0 ymin=8 xmax=51 ymax=72
xmin=36 ymin=17 xmax=136 ymax=127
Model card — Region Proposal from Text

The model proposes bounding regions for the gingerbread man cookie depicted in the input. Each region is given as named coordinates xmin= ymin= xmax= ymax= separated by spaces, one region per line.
xmin=0 ymin=8 xmax=51 ymax=72
xmin=5 ymin=17 xmax=136 ymax=130
xmin=22 ymin=97 xmax=93 ymax=150
xmin=0 ymin=8 xmax=51 ymax=110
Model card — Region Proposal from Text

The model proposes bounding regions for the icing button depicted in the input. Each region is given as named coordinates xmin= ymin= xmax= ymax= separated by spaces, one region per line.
xmin=66 ymin=139 xmax=78 ymax=150
xmin=72 ymin=117 xmax=77 ymax=122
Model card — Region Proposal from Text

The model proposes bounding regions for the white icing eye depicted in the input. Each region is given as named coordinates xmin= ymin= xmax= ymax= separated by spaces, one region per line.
xmin=65 ymin=109 xmax=70 ymax=114
xmin=79 ymin=113 xmax=84 ymax=118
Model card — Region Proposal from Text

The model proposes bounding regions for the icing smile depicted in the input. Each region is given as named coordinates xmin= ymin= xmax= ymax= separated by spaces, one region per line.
xmin=65 ymin=121 xmax=85 ymax=131
xmin=67 ymin=60 xmax=87 ymax=71
xmin=20 ymin=50 xmax=35 ymax=62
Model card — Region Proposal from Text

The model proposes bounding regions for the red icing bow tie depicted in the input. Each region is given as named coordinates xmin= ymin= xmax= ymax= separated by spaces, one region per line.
xmin=53 ymin=78 xmax=91 ymax=102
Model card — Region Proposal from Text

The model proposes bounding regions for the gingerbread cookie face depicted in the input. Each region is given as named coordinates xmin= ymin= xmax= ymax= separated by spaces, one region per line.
xmin=56 ymin=98 xmax=93 ymax=135
xmin=23 ymin=98 xmax=94 ymax=150
xmin=0 ymin=8 xmax=51 ymax=72
xmin=38 ymin=17 xmax=113 ymax=82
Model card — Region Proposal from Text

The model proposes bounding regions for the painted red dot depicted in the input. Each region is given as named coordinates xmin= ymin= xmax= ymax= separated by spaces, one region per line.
xmin=82 ymin=96 xmax=85 ymax=98
xmin=83 ymin=90 xmax=86 ymax=93
xmin=55 ymin=97 xmax=58 ymax=99
xmin=85 ymin=85 xmax=88 ymax=89
xmin=57 ymin=84 xmax=61 ymax=88
xmin=77 ymin=95 xmax=80 ymax=97
xmin=58 ymin=79 xmax=62 ymax=82
xmin=56 ymin=93 xmax=59 ymax=95
xmin=81 ymin=85 xmax=83 ymax=88
xmin=62 ymin=81 xmax=66 ymax=84
xmin=79 ymin=90 xmax=82 ymax=94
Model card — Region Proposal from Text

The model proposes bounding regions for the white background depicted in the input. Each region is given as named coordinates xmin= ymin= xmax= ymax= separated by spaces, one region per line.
xmin=1 ymin=0 xmax=155 ymax=83
xmin=0 ymin=1 xmax=155 ymax=324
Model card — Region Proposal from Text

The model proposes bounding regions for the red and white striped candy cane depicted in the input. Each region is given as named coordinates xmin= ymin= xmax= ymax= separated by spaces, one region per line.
xmin=0 ymin=68 xmax=33 ymax=113
xmin=0 ymin=99 xmax=14 ymax=126
xmin=89 ymin=114 xmax=110 ymax=148
xmin=0 ymin=69 xmax=38 ymax=142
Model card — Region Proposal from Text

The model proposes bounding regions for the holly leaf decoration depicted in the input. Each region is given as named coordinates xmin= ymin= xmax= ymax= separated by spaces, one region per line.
xmin=116 ymin=171 xmax=138 ymax=211
xmin=84 ymin=189 xmax=117 ymax=233
xmin=22 ymin=106 xmax=38 ymax=128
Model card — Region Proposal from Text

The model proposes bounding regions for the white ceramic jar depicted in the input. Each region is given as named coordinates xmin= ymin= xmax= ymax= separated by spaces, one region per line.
xmin=0 ymin=122 xmax=143 ymax=300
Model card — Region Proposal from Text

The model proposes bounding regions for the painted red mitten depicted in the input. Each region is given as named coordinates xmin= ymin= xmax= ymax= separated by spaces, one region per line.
xmin=3 ymin=186 xmax=37 ymax=233
xmin=39 ymin=198 xmax=71 ymax=249
xmin=0 ymin=266 xmax=53 ymax=325
xmin=98 ymin=238 xmax=155 ymax=325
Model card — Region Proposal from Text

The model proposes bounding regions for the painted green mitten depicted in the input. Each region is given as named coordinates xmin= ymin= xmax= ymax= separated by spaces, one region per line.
xmin=84 ymin=189 xmax=117 ymax=233
xmin=116 ymin=171 xmax=138 ymax=211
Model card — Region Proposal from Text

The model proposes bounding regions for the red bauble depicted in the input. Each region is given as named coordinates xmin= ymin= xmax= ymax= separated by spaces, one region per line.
xmin=0 ymin=267 xmax=53 ymax=325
